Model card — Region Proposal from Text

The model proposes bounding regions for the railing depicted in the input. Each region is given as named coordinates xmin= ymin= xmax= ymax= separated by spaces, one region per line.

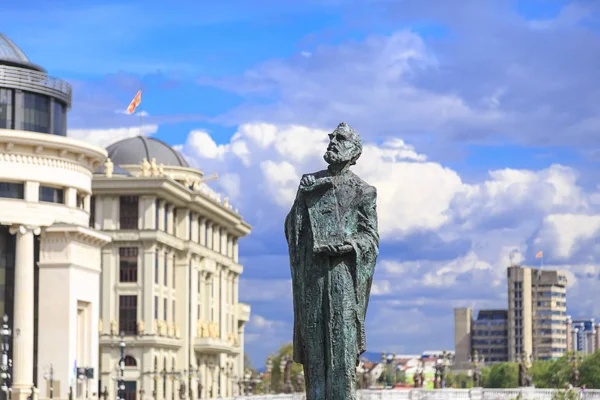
xmin=0 ymin=64 xmax=72 ymax=107
xmin=181 ymin=388 xmax=600 ymax=400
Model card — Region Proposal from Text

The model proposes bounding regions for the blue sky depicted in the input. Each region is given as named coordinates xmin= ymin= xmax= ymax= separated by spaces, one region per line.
xmin=5 ymin=0 xmax=600 ymax=365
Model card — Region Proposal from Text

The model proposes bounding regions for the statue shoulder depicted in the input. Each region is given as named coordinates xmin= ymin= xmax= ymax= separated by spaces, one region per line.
xmin=350 ymin=173 xmax=377 ymax=200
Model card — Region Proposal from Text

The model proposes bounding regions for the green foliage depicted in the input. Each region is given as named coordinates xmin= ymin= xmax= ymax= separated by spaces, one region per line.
xmin=267 ymin=342 xmax=304 ymax=393
xmin=529 ymin=357 xmax=571 ymax=388
xmin=579 ymin=350 xmax=600 ymax=388
xmin=551 ymin=389 xmax=580 ymax=400
xmin=446 ymin=371 xmax=472 ymax=388
xmin=483 ymin=363 xmax=518 ymax=388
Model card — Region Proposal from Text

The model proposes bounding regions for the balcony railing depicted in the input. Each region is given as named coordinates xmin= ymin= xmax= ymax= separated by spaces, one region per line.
xmin=0 ymin=64 xmax=72 ymax=107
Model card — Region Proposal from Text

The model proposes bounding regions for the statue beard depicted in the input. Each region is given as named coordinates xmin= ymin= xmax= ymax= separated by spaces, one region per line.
xmin=324 ymin=150 xmax=352 ymax=165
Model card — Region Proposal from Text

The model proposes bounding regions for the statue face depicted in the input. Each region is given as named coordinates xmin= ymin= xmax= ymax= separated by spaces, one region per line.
xmin=323 ymin=123 xmax=362 ymax=166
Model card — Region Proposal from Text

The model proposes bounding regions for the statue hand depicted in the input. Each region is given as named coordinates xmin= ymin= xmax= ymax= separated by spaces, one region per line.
xmin=300 ymin=175 xmax=316 ymax=190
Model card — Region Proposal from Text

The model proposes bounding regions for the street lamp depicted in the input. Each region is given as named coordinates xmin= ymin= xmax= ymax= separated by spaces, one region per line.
xmin=468 ymin=351 xmax=485 ymax=388
xmin=117 ymin=334 xmax=126 ymax=400
xmin=568 ymin=352 xmax=584 ymax=387
xmin=265 ymin=356 xmax=273 ymax=394
xmin=0 ymin=315 xmax=11 ymax=400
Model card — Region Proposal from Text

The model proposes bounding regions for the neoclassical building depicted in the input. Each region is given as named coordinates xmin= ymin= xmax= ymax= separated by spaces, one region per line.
xmin=93 ymin=136 xmax=252 ymax=400
xmin=0 ymin=32 xmax=253 ymax=400
xmin=0 ymin=33 xmax=111 ymax=400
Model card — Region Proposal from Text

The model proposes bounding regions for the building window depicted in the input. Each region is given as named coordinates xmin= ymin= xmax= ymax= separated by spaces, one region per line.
xmin=163 ymin=358 xmax=167 ymax=398
xmin=172 ymin=254 xmax=176 ymax=288
xmin=124 ymin=356 xmax=137 ymax=367
xmin=154 ymin=296 xmax=158 ymax=319
xmin=163 ymin=298 xmax=167 ymax=321
xmin=39 ymin=186 xmax=64 ymax=203
xmin=52 ymin=100 xmax=66 ymax=136
xmin=89 ymin=196 xmax=96 ymax=228
xmin=119 ymin=196 xmax=139 ymax=230
xmin=0 ymin=182 xmax=24 ymax=199
xmin=119 ymin=247 xmax=138 ymax=283
xmin=22 ymin=92 xmax=50 ymax=133
xmin=173 ymin=208 xmax=178 ymax=237
xmin=164 ymin=252 xmax=168 ymax=286
xmin=118 ymin=295 xmax=137 ymax=335
xmin=0 ymin=89 xmax=14 ymax=129
xmin=164 ymin=204 xmax=169 ymax=232
xmin=172 ymin=300 xmax=176 ymax=323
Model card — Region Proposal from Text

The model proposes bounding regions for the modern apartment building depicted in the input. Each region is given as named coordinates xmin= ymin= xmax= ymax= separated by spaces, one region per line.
xmin=569 ymin=317 xmax=598 ymax=354
xmin=507 ymin=266 xmax=568 ymax=361
xmin=453 ymin=308 xmax=508 ymax=367
xmin=471 ymin=310 xmax=509 ymax=363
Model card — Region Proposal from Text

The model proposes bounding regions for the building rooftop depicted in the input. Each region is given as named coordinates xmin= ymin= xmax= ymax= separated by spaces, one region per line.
xmin=106 ymin=135 xmax=190 ymax=168
xmin=0 ymin=33 xmax=45 ymax=72
xmin=477 ymin=309 xmax=508 ymax=320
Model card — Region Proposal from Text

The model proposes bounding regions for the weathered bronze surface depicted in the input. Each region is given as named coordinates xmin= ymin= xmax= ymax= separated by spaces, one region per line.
xmin=285 ymin=122 xmax=379 ymax=400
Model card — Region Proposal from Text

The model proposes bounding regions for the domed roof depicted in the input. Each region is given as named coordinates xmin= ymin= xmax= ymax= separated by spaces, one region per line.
xmin=106 ymin=136 xmax=189 ymax=168
xmin=0 ymin=33 xmax=45 ymax=72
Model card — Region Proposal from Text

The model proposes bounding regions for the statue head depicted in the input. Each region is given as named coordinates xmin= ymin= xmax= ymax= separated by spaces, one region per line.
xmin=324 ymin=122 xmax=363 ymax=167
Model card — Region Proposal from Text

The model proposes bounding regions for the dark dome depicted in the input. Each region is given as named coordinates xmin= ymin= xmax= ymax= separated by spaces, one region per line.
xmin=0 ymin=33 xmax=45 ymax=72
xmin=106 ymin=136 xmax=189 ymax=168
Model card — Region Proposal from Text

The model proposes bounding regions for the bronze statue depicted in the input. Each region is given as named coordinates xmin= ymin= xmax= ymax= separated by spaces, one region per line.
xmin=286 ymin=123 xmax=379 ymax=400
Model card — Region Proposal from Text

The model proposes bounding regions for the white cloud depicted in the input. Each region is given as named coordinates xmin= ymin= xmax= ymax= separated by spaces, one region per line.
xmin=68 ymin=124 xmax=158 ymax=147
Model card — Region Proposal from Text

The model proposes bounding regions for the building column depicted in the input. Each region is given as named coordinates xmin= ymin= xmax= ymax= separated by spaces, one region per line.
xmin=206 ymin=222 xmax=213 ymax=250
xmin=158 ymin=200 xmax=166 ymax=231
xmin=232 ymin=239 xmax=239 ymax=263
xmin=220 ymin=232 xmax=227 ymax=256
xmin=10 ymin=225 xmax=40 ymax=400
xmin=198 ymin=272 xmax=206 ymax=322
xmin=190 ymin=213 xmax=198 ymax=243
xmin=143 ymin=244 xmax=155 ymax=335
xmin=198 ymin=218 xmax=206 ymax=246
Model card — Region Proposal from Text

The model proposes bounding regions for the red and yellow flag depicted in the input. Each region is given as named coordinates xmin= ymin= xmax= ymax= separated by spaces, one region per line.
xmin=127 ymin=90 xmax=142 ymax=114
xmin=535 ymin=251 xmax=543 ymax=258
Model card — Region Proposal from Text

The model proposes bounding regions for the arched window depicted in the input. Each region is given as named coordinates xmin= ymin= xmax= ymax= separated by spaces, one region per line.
xmin=124 ymin=355 xmax=137 ymax=367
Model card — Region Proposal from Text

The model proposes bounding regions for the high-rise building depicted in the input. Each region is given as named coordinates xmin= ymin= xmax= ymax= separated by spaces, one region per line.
xmin=507 ymin=265 xmax=568 ymax=361
xmin=93 ymin=136 xmax=252 ymax=400
xmin=453 ymin=308 xmax=508 ymax=367
xmin=0 ymin=33 xmax=111 ymax=400
xmin=471 ymin=310 xmax=508 ymax=363
xmin=570 ymin=318 xmax=597 ymax=355
xmin=453 ymin=308 xmax=472 ymax=367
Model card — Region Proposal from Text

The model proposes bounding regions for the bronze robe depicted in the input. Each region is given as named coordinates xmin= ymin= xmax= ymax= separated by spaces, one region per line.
xmin=285 ymin=169 xmax=379 ymax=400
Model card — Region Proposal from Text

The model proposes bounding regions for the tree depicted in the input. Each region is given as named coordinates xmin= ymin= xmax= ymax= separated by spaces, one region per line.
xmin=530 ymin=356 xmax=571 ymax=388
xmin=579 ymin=350 xmax=600 ymax=388
xmin=244 ymin=353 xmax=254 ymax=371
xmin=483 ymin=363 xmax=518 ymax=388
xmin=267 ymin=342 xmax=304 ymax=393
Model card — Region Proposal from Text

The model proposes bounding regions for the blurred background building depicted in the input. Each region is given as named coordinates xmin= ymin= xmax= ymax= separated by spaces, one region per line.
xmin=454 ymin=264 xmax=569 ymax=365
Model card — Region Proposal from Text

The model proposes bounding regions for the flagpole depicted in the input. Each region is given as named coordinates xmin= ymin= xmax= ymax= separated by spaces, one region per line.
xmin=139 ymin=86 xmax=143 ymax=136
